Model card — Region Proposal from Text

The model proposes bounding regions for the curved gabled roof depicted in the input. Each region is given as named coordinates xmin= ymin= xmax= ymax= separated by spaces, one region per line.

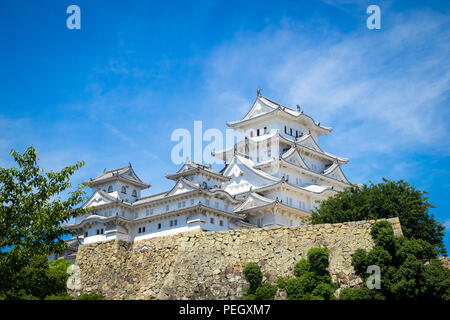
xmin=234 ymin=192 xmax=275 ymax=212
xmin=211 ymin=130 xmax=348 ymax=165
xmin=82 ymin=188 xmax=121 ymax=209
xmin=133 ymin=178 xmax=240 ymax=207
xmin=226 ymin=94 xmax=332 ymax=135
xmin=165 ymin=159 xmax=230 ymax=182
xmin=281 ymin=147 xmax=309 ymax=169
xmin=255 ymin=179 xmax=335 ymax=196
xmin=322 ymin=162 xmax=350 ymax=184
xmin=222 ymin=155 xmax=281 ymax=183
xmin=84 ymin=164 xmax=150 ymax=189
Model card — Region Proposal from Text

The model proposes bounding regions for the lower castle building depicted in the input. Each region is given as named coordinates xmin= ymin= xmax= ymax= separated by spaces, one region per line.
xmin=66 ymin=91 xmax=351 ymax=245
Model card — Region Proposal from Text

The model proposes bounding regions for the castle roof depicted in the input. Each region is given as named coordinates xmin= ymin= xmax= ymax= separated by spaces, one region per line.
xmin=212 ymin=130 xmax=348 ymax=165
xmin=84 ymin=163 xmax=150 ymax=189
xmin=226 ymin=93 xmax=332 ymax=136
xmin=165 ymin=159 xmax=230 ymax=182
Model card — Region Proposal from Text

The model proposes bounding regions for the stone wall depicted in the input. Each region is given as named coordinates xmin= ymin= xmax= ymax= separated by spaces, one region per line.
xmin=72 ymin=218 xmax=402 ymax=300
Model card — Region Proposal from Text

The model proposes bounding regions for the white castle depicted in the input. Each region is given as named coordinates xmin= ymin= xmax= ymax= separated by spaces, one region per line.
xmin=66 ymin=91 xmax=350 ymax=245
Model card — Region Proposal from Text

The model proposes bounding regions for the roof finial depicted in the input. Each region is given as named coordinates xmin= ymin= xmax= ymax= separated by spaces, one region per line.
xmin=233 ymin=144 xmax=237 ymax=155
xmin=103 ymin=168 xmax=106 ymax=173
xmin=256 ymin=87 xmax=261 ymax=97
xmin=186 ymin=156 xmax=190 ymax=163
xmin=297 ymin=104 xmax=301 ymax=112
xmin=128 ymin=162 xmax=132 ymax=167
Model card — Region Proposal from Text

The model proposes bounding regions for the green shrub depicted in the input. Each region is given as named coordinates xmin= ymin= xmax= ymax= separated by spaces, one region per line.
xmin=293 ymin=259 xmax=310 ymax=277
xmin=242 ymin=262 xmax=277 ymax=300
xmin=307 ymin=248 xmax=329 ymax=275
xmin=44 ymin=293 xmax=73 ymax=300
xmin=242 ymin=262 xmax=263 ymax=294
xmin=339 ymin=286 xmax=385 ymax=300
xmin=254 ymin=283 xmax=278 ymax=300
xmin=277 ymin=247 xmax=337 ymax=300
xmin=77 ymin=293 xmax=103 ymax=300
xmin=342 ymin=221 xmax=450 ymax=300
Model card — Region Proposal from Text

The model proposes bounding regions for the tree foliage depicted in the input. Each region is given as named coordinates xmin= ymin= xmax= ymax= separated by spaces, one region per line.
xmin=77 ymin=293 xmax=103 ymax=300
xmin=0 ymin=256 xmax=72 ymax=300
xmin=242 ymin=262 xmax=277 ymax=300
xmin=0 ymin=146 xmax=86 ymax=299
xmin=311 ymin=179 xmax=446 ymax=255
xmin=340 ymin=221 xmax=450 ymax=300
xmin=277 ymin=247 xmax=337 ymax=300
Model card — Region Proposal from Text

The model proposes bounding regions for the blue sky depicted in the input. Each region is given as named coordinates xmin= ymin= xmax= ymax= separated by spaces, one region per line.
xmin=0 ymin=1 xmax=449 ymax=248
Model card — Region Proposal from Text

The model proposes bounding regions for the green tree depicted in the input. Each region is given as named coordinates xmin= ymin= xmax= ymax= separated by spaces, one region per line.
xmin=341 ymin=221 xmax=450 ymax=300
xmin=1 ymin=256 xmax=73 ymax=300
xmin=242 ymin=262 xmax=277 ymax=300
xmin=311 ymin=179 xmax=446 ymax=255
xmin=243 ymin=262 xmax=263 ymax=295
xmin=277 ymin=247 xmax=338 ymax=300
xmin=0 ymin=146 xmax=86 ymax=299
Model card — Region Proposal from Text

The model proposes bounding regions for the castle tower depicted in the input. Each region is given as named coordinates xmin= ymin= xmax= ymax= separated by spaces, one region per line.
xmin=212 ymin=90 xmax=350 ymax=228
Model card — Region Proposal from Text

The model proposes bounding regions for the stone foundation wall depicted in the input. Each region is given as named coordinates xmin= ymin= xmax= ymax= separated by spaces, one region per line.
xmin=73 ymin=218 xmax=402 ymax=300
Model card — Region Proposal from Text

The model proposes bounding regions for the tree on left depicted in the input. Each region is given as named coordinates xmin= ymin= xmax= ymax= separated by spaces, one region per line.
xmin=0 ymin=146 xmax=87 ymax=299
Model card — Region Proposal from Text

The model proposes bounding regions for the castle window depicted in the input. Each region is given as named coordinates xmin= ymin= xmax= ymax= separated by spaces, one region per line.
xmin=142 ymin=226 xmax=145 ymax=232
xmin=296 ymin=130 xmax=299 ymax=138
xmin=219 ymin=220 xmax=224 ymax=226
xmin=170 ymin=220 xmax=173 ymax=227
xmin=132 ymin=190 xmax=137 ymax=197
xmin=257 ymin=129 xmax=260 ymax=136
xmin=85 ymin=231 xmax=88 ymax=237
xmin=121 ymin=186 xmax=127 ymax=194
xmin=250 ymin=131 xmax=253 ymax=137
xmin=284 ymin=126 xmax=287 ymax=134
xmin=174 ymin=219 xmax=177 ymax=226
xmin=165 ymin=205 xmax=169 ymax=211
xmin=108 ymin=185 xmax=113 ymax=193
xmin=290 ymin=128 xmax=293 ymax=136
xmin=138 ymin=227 xmax=141 ymax=233
xmin=158 ymin=223 xmax=162 ymax=229
xmin=210 ymin=217 xmax=214 ymax=224
xmin=264 ymin=127 xmax=267 ymax=134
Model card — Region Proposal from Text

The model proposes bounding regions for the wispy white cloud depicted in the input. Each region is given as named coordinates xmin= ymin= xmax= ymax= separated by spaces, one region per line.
xmin=200 ymin=9 xmax=450 ymax=185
